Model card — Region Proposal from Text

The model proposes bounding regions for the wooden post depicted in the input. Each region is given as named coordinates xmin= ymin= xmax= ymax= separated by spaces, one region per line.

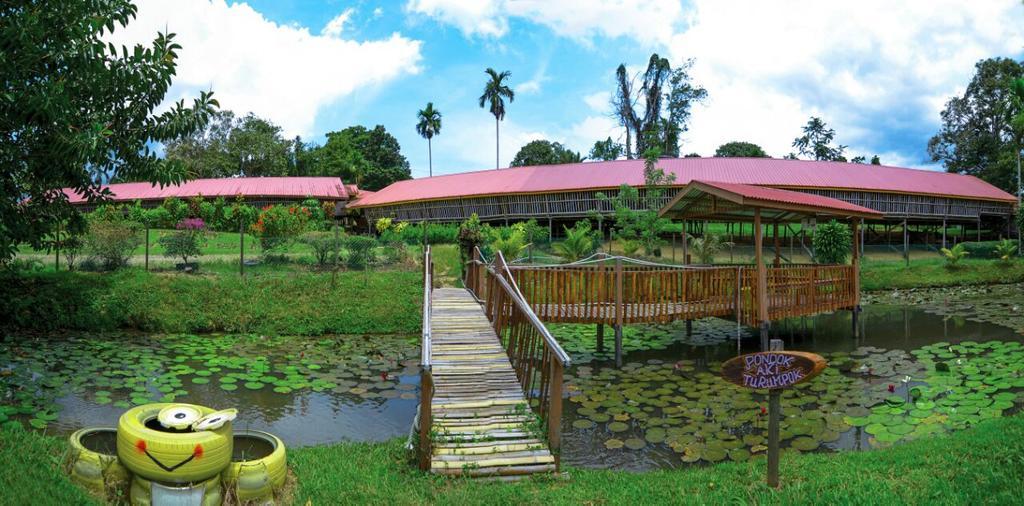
xmin=977 ymin=215 xmax=982 ymax=242
xmin=903 ymin=219 xmax=909 ymax=267
xmin=54 ymin=223 xmax=60 ymax=271
xmin=773 ymin=221 xmax=780 ymax=267
xmin=239 ymin=216 xmax=245 ymax=277
xmin=418 ymin=368 xmax=433 ymax=471
xmin=596 ymin=324 xmax=605 ymax=352
xmin=671 ymin=231 xmax=676 ymax=262
xmin=548 ymin=361 xmax=563 ymax=470
xmin=852 ymin=219 xmax=861 ymax=335
xmin=144 ymin=225 xmax=149 ymax=271
xmin=614 ymin=258 xmax=624 ymax=368
xmin=754 ymin=208 xmax=769 ymax=350
xmin=767 ymin=342 xmax=782 ymax=488
xmin=682 ymin=222 xmax=689 ymax=264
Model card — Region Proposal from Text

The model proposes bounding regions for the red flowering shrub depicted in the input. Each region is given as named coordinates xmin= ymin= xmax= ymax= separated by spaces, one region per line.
xmin=250 ymin=204 xmax=311 ymax=254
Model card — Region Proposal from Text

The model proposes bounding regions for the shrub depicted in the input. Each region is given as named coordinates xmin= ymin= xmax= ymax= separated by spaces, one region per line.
xmin=458 ymin=214 xmax=485 ymax=265
xmin=250 ymin=204 xmax=311 ymax=254
xmin=143 ymin=206 xmax=174 ymax=229
xmin=301 ymin=231 xmax=342 ymax=266
xmin=994 ymin=239 xmax=1018 ymax=264
xmin=375 ymin=217 xmax=393 ymax=234
xmin=158 ymin=218 xmax=208 ymax=265
xmin=940 ymin=243 xmax=969 ymax=267
xmin=345 ymin=235 xmax=377 ymax=270
xmin=491 ymin=229 xmax=529 ymax=261
xmin=960 ymin=240 xmax=1000 ymax=259
xmin=84 ymin=212 xmax=142 ymax=270
xmin=61 ymin=234 xmax=84 ymax=271
xmin=379 ymin=241 xmax=409 ymax=266
xmin=553 ymin=221 xmax=597 ymax=262
xmin=812 ymin=220 xmax=852 ymax=264
xmin=688 ymin=233 xmax=735 ymax=264
xmin=161 ymin=197 xmax=189 ymax=224
xmin=620 ymin=239 xmax=641 ymax=257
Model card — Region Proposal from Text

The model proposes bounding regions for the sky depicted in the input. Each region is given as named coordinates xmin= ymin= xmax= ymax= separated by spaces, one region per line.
xmin=113 ymin=0 xmax=1024 ymax=179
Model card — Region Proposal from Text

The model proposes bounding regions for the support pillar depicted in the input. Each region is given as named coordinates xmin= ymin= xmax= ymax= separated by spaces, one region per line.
xmin=754 ymin=208 xmax=769 ymax=351
xmin=686 ymin=319 xmax=693 ymax=337
xmin=773 ymin=221 xmax=781 ymax=267
xmin=681 ymin=221 xmax=689 ymax=264
xmin=942 ymin=218 xmax=947 ymax=249
xmin=903 ymin=219 xmax=909 ymax=267
xmin=852 ymin=219 xmax=861 ymax=336
xmin=614 ymin=258 xmax=624 ymax=368
xmin=596 ymin=323 xmax=605 ymax=352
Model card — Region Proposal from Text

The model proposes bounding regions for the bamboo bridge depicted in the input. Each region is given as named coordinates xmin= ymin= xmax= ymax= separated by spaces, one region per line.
xmin=413 ymin=180 xmax=881 ymax=478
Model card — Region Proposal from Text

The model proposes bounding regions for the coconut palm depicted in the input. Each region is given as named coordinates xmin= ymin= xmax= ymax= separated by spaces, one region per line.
xmin=553 ymin=222 xmax=597 ymax=262
xmin=415 ymin=102 xmax=442 ymax=177
xmin=479 ymin=68 xmax=515 ymax=169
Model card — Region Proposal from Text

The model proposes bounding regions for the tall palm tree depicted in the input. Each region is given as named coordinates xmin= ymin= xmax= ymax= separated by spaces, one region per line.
xmin=415 ymin=102 xmax=442 ymax=177
xmin=479 ymin=68 xmax=515 ymax=169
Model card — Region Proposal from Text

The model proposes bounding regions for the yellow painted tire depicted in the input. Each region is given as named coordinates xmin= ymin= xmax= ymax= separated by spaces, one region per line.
xmin=67 ymin=427 xmax=129 ymax=498
xmin=116 ymin=403 xmax=233 ymax=484
xmin=129 ymin=473 xmax=222 ymax=506
xmin=222 ymin=430 xmax=287 ymax=502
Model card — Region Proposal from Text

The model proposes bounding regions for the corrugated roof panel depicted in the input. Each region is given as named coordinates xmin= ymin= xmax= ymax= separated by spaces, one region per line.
xmin=352 ymin=158 xmax=1016 ymax=207
xmin=692 ymin=180 xmax=884 ymax=216
xmin=64 ymin=177 xmax=349 ymax=203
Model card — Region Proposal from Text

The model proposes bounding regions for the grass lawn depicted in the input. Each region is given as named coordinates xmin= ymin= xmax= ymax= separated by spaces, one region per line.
xmin=6 ymin=415 xmax=1024 ymax=505
xmin=861 ymin=257 xmax=1024 ymax=291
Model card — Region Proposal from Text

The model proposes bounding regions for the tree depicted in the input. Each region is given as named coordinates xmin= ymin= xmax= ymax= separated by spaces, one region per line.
xmin=1010 ymin=76 xmax=1024 ymax=204
xmin=317 ymin=125 xmax=411 ymax=191
xmin=510 ymin=140 xmax=583 ymax=167
xmin=162 ymin=111 xmax=293 ymax=178
xmin=479 ymin=68 xmax=515 ymax=169
xmin=415 ymin=102 xmax=442 ymax=177
xmin=600 ymin=148 xmax=676 ymax=256
xmin=870 ymin=155 xmax=882 ymax=165
xmin=612 ymin=54 xmax=707 ymax=159
xmin=589 ymin=137 xmax=623 ymax=161
xmin=0 ymin=0 xmax=217 ymax=261
xmin=928 ymin=57 xmax=1024 ymax=193
xmin=792 ymin=117 xmax=847 ymax=161
xmin=714 ymin=141 xmax=768 ymax=158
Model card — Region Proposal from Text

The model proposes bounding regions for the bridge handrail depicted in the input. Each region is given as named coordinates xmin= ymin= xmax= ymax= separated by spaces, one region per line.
xmin=421 ymin=245 xmax=433 ymax=369
xmin=491 ymin=251 xmax=572 ymax=367
xmin=416 ymin=246 xmax=434 ymax=471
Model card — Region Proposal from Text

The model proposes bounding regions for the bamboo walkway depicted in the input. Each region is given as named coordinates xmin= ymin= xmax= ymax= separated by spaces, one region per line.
xmin=426 ymin=288 xmax=556 ymax=479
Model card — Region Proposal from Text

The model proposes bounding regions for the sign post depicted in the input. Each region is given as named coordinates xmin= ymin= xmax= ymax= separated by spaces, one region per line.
xmin=720 ymin=342 xmax=826 ymax=488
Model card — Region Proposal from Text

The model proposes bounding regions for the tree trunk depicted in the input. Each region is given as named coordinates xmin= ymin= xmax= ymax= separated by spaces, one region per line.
xmin=428 ymin=137 xmax=433 ymax=178
xmin=496 ymin=117 xmax=500 ymax=169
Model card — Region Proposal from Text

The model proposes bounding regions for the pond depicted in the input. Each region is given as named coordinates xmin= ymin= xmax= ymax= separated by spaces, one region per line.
xmin=2 ymin=295 xmax=1023 ymax=470
xmin=557 ymin=303 xmax=1024 ymax=470
xmin=0 ymin=333 xmax=421 ymax=447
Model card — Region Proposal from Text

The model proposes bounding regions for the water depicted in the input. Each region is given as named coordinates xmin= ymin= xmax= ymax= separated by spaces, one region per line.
xmin=4 ymin=301 xmax=1024 ymax=470
xmin=558 ymin=304 xmax=1024 ymax=471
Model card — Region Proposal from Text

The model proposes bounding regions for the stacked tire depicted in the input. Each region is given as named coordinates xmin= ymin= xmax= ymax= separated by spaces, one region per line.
xmin=222 ymin=430 xmax=288 ymax=504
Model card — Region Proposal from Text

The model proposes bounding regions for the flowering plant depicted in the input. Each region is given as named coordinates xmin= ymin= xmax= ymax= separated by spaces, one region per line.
xmin=159 ymin=218 xmax=208 ymax=265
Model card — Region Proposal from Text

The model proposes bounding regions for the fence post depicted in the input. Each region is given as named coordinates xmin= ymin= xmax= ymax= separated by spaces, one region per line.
xmin=239 ymin=217 xmax=245 ymax=277
xmin=548 ymin=360 xmax=563 ymax=470
xmin=614 ymin=258 xmax=624 ymax=368
xmin=418 ymin=369 xmax=433 ymax=471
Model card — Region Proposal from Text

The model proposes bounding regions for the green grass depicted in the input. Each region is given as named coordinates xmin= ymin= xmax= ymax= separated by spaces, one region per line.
xmin=861 ymin=257 xmax=1024 ymax=291
xmin=7 ymin=415 xmax=1023 ymax=505
xmin=1 ymin=265 xmax=421 ymax=335
xmin=0 ymin=427 xmax=99 ymax=505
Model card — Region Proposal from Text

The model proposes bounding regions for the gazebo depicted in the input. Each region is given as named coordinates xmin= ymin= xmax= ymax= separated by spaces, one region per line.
xmin=659 ymin=180 xmax=883 ymax=349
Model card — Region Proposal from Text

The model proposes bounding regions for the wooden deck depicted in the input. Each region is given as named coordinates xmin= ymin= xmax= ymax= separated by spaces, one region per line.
xmin=426 ymin=288 xmax=556 ymax=479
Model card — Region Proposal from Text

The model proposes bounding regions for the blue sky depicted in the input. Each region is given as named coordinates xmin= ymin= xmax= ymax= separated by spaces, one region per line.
xmin=115 ymin=1 xmax=1024 ymax=179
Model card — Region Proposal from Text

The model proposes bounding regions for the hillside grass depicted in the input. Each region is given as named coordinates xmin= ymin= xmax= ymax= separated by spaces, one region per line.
xmin=861 ymin=257 xmax=1024 ymax=291
xmin=6 ymin=415 xmax=1024 ymax=505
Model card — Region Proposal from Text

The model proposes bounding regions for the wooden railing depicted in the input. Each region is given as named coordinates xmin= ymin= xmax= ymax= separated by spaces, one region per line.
xmin=472 ymin=251 xmax=571 ymax=469
xmin=417 ymin=246 xmax=434 ymax=471
xmin=478 ymin=254 xmax=857 ymax=328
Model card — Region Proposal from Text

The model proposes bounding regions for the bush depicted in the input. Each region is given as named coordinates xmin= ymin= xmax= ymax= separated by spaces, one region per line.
xmin=84 ymin=212 xmax=142 ymax=270
xmin=994 ymin=239 xmax=1018 ymax=263
xmin=553 ymin=221 xmax=597 ymax=262
xmin=301 ymin=231 xmax=342 ymax=266
xmin=250 ymin=204 xmax=311 ymax=254
xmin=491 ymin=229 xmax=528 ymax=261
xmin=458 ymin=214 xmax=485 ymax=265
xmin=812 ymin=220 xmax=852 ymax=264
xmin=345 ymin=235 xmax=377 ymax=269
xmin=60 ymin=234 xmax=84 ymax=271
xmin=960 ymin=240 xmax=1000 ymax=259
xmin=379 ymin=240 xmax=409 ymax=266
xmin=940 ymin=243 xmax=969 ymax=267
xmin=158 ymin=218 xmax=208 ymax=264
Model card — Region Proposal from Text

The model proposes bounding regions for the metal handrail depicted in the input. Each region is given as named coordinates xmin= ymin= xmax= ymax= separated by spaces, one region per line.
xmin=490 ymin=251 xmax=572 ymax=367
xmin=421 ymin=245 xmax=432 ymax=370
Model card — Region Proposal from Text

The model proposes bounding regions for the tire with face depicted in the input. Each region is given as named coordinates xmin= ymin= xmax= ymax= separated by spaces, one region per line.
xmin=129 ymin=472 xmax=222 ymax=506
xmin=67 ymin=427 xmax=130 ymax=498
xmin=116 ymin=403 xmax=233 ymax=484
xmin=222 ymin=430 xmax=287 ymax=503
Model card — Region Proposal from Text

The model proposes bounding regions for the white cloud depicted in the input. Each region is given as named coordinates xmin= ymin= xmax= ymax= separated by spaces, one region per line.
xmin=583 ymin=91 xmax=610 ymax=112
xmin=671 ymin=0 xmax=1024 ymax=164
xmin=109 ymin=0 xmax=422 ymax=137
xmin=322 ymin=8 xmax=354 ymax=37
xmin=406 ymin=0 xmax=683 ymax=45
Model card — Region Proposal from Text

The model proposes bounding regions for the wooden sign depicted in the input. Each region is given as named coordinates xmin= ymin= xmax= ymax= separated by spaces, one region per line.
xmin=721 ymin=351 xmax=827 ymax=390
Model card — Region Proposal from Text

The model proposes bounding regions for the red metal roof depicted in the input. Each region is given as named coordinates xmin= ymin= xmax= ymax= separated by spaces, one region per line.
xmin=351 ymin=158 xmax=1015 ymax=207
xmin=685 ymin=180 xmax=884 ymax=217
xmin=65 ymin=177 xmax=349 ymax=204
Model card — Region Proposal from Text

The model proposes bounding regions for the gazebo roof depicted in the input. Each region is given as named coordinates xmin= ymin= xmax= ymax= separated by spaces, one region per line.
xmin=659 ymin=180 xmax=884 ymax=222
